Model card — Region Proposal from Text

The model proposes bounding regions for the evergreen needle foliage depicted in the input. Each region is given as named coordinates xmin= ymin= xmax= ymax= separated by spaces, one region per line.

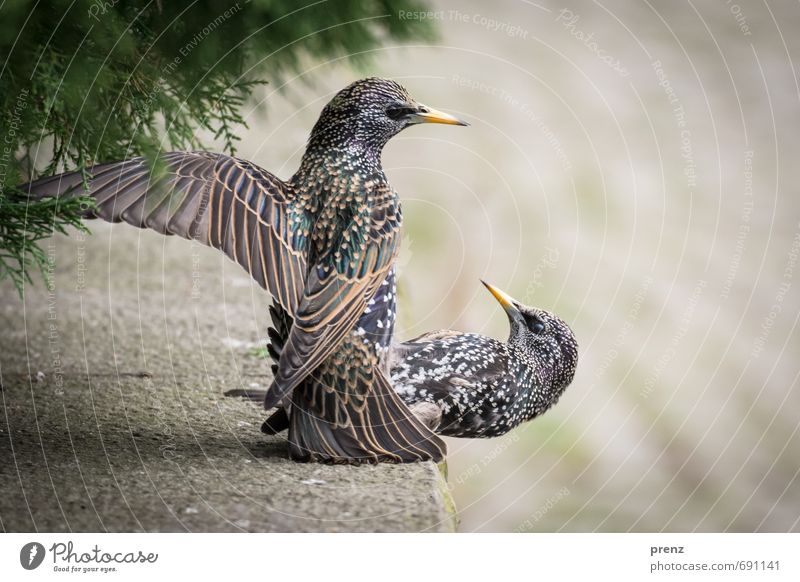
xmin=0 ymin=0 xmax=435 ymax=295
xmin=0 ymin=191 xmax=94 ymax=296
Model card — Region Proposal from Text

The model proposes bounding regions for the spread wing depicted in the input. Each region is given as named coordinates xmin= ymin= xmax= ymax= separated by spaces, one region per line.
xmin=22 ymin=151 xmax=308 ymax=312
xmin=264 ymin=191 xmax=402 ymax=408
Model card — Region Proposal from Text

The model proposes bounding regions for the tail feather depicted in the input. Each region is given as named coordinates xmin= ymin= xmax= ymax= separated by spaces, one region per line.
xmin=261 ymin=407 xmax=290 ymax=435
xmin=288 ymin=367 xmax=446 ymax=464
xmin=266 ymin=304 xmax=293 ymax=376
xmin=267 ymin=302 xmax=445 ymax=463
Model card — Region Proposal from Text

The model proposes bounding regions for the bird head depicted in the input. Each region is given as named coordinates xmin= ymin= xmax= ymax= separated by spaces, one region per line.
xmin=481 ymin=280 xmax=578 ymax=390
xmin=308 ymin=77 xmax=468 ymax=155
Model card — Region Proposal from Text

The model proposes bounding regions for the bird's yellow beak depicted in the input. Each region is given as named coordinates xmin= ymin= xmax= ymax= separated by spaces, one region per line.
xmin=409 ymin=104 xmax=469 ymax=126
xmin=481 ymin=280 xmax=517 ymax=313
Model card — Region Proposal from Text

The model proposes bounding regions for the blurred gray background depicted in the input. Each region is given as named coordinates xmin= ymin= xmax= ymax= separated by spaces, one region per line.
xmin=6 ymin=0 xmax=800 ymax=532
xmin=244 ymin=0 xmax=797 ymax=532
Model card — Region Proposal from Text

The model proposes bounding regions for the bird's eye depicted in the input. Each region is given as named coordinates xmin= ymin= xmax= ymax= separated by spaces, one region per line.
xmin=523 ymin=313 xmax=546 ymax=334
xmin=386 ymin=103 xmax=416 ymax=121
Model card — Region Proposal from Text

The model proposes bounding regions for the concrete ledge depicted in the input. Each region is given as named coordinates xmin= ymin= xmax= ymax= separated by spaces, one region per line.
xmin=0 ymin=225 xmax=456 ymax=532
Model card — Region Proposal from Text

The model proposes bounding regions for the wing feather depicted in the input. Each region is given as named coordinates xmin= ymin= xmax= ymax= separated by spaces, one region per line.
xmin=22 ymin=151 xmax=307 ymax=313
xmin=265 ymin=193 xmax=401 ymax=407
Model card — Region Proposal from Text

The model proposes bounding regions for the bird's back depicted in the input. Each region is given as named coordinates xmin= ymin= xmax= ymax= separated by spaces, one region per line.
xmin=389 ymin=332 xmax=522 ymax=437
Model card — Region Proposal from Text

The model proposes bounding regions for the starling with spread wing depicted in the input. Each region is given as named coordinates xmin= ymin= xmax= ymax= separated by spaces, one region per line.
xmin=21 ymin=78 xmax=468 ymax=463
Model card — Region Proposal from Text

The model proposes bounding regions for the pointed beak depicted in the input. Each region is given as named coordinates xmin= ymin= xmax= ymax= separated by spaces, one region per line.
xmin=481 ymin=280 xmax=520 ymax=317
xmin=409 ymin=104 xmax=469 ymax=126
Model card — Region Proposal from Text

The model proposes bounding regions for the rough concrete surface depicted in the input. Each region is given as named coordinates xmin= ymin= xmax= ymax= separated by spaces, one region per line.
xmin=0 ymin=224 xmax=456 ymax=532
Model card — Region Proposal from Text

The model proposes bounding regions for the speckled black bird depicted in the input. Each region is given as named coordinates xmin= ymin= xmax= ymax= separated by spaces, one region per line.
xmin=21 ymin=77 xmax=468 ymax=463
xmin=389 ymin=281 xmax=578 ymax=437
xmin=260 ymin=279 xmax=578 ymax=439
